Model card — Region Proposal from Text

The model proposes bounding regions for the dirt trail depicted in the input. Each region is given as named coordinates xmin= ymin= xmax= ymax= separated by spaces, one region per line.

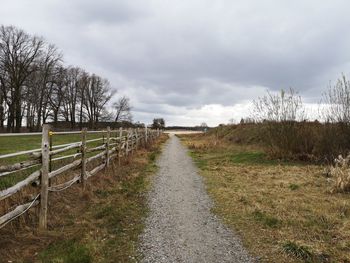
xmin=140 ymin=134 xmax=254 ymax=263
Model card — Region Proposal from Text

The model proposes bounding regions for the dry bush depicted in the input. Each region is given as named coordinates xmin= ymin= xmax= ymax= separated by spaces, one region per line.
xmin=331 ymin=155 xmax=350 ymax=192
xmin=314 ymin=123 xmax=350 ymax=162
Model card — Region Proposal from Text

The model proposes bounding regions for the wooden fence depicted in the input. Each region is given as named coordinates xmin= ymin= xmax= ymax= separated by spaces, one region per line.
xmin=0 ymin=125 xmax=161 ymax=230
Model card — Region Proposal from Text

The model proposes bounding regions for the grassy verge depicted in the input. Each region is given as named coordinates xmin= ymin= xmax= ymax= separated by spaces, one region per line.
xmin=180 ymin=134 xmax=350 ymax=263
xmin=0 ymin=134 xmax=168 ymax=263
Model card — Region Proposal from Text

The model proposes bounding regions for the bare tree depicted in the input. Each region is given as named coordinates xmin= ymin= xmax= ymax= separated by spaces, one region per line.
xmin=62 ymin=67 xmax=81 ymax=128
xmin=0 ymin=25 xmax=44 ymax=132
xmin=77 ymin=70 xmax=90 ymax=129
xmin=25 ymin=44 xmax=62 ymax=130
xmin=48 ymin=66 xmax=66 ymax=123
xmin=83 ymin=74 xmax=113 ymax=129
xmin=113 ymin=96 xmax=132 ymax=123
xmin=0 ymin=85 xmax=5 ymax=128
xmin=152 ymin=118 xmax=165 ymax=129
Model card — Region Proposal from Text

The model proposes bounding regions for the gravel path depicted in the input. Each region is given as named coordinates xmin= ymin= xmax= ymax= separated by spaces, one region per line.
xmin=140 ymin=135 xmax=254 ymax=263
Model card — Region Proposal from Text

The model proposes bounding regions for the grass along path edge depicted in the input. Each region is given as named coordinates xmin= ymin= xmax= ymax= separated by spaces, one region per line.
xmin=179 ymin=134 xmax=350 ymax=263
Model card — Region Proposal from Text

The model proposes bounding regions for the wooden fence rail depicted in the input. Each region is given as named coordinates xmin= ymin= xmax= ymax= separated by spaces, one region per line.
xmin=0 ymin=125 xmax=161 ymax=230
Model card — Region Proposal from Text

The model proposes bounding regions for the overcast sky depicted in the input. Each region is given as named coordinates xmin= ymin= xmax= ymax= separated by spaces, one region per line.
xmin=1 ymin=0 xmax=350 ymax=126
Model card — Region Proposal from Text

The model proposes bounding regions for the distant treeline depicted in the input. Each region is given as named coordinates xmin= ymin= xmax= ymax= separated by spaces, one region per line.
xmin=165 ymin=126 xmax=208 ymax=131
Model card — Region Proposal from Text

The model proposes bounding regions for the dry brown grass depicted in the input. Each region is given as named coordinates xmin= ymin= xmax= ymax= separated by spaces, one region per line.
xmin=0 ymin=134 xmax=168 ymax=263
xmin=180 ymin=134 xmax=350 ymax=263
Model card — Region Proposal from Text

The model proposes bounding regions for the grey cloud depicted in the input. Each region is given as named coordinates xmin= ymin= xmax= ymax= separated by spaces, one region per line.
xmin=1 ymin=0 xmax=350 ymax=125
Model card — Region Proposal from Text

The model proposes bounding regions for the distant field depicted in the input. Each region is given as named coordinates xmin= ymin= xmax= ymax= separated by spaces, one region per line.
xmin=180 ymin=133 xmax=350 ymax=263
xmin=164 ymin=130 xmax=203 ymax=135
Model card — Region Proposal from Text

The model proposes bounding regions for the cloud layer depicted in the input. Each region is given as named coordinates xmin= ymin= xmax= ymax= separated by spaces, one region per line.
xmin=1 ymin=0 xmax=350 ymax=125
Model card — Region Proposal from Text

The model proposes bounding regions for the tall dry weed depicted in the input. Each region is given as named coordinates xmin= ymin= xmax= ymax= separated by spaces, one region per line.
xmin=331 ymin=155 xmax=350 ymax=192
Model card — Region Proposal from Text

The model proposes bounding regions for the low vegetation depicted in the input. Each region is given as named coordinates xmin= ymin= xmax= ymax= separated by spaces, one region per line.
xmin=181 ymin=133 xmax=350 ymax=262
xmin=0 ymin=134 xmax=167 ymax=262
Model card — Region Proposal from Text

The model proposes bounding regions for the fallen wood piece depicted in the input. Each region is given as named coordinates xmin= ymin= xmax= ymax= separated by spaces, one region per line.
xmin=48 ymin=175 xmax=80 ymax=192
xmin=109 ymin=153 xmax=118 ymax=160
xmin=87 ymin=163 xmax=105 ymax=178
xmin=0 ymin=198 xmax=40 ymax=227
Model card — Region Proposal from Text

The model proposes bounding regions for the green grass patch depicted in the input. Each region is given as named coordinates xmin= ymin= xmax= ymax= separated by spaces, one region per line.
xmin=189 ymin=152 xmax=209 ymax=169
xmin=39 ymin=239 xmax=92 ymax=263
xmin=289 ymin=183 xmax=300 ymax=191
xmin=229 ymin=151 xmax=275 ymax=165
xmin=252 ymin=210 xmax=280 ymax=228
xmin=282 ymin=241 xmax=313 ymax=262
xmin=149 ymin=152 xmax=157 ymax=161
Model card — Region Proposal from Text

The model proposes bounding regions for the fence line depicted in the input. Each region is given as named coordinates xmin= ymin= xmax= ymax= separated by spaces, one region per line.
xmin=0 ymin=125 xmax=161 ymax=230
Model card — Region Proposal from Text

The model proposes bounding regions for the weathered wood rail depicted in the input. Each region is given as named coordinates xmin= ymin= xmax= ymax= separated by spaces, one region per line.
xmin=0 ymin=125 xmax=161 ymax=230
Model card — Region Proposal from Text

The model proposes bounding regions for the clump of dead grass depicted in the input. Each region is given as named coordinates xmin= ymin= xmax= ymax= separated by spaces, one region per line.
xmin=331 ymin=154 xmax=350 ymax=192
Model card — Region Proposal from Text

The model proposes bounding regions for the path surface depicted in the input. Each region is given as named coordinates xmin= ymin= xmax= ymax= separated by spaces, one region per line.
xmin=140 ymin=135 xmax=254 ymax=263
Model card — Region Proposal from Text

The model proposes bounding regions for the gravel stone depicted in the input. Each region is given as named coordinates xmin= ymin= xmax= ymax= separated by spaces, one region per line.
xmin=139 ymin=135 xmax=255 ymax=263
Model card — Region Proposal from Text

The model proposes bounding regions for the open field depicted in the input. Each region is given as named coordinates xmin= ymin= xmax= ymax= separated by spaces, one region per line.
xmin=0 ymin=134 xmax=168 ymax=262
xmin=180 ymin=133 xmax=350 ymax=263
xmin=164 ymin=130 xmax=204 ymax=135
xmin=0 ymin=132 xmax=108 ymax=190
xmin=0 ymin=132 xmax=103 ymax=156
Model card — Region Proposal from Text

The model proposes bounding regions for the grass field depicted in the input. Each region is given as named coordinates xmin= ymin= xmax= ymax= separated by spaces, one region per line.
xmin=0 ymin=132 xmax=107 ymax=190
xmin=180 ymin=134 xmax=350 ymax=263
xmin=0 ymin=134 xmax=168 ymax=262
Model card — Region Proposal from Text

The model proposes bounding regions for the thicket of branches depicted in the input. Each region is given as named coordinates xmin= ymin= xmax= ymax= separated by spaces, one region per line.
xmin=0 ymin=25 xmax=131 ymax=132
xmin=251 ymin=75 xmax=350 ymax=161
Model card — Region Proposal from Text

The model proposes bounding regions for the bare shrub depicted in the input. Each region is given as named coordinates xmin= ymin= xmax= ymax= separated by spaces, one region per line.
xmin=322 ymin=74 xmax=350 ymax=123
xmin=253 ymin=88 xmax=305 ymax=122
xmin=314 ymin=74 xmax=350 ymax=161
xmin=252 ymin=88 xmax=309 ymax=159
xmin=331 ymin=155 xmax=350 ymax=192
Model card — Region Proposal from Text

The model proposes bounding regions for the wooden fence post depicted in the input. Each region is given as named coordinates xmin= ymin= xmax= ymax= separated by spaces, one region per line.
xmin=118 ymin=127 xmax=123 ymax=165
xmin=81 ymin=128 xmax=87 ymax=189
xmin=106 ymin=127 xmax=110 ymax=167
xmin=145 ymin=126 xmax=148 ymax=144
xmin=136 ymin=128 xmax=139 ymax=149
xmin=130 ymin=129 xmax=134 ymax=155
xmin=126 ymin=129 xmax=129 ymax=156
xmin=39 ymin=124 xmax=50 ymax=230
